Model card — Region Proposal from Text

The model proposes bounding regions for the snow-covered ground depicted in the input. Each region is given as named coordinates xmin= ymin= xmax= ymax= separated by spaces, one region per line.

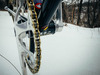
xmin=0 ymin=11 xmax=100 ymax=75
xmin=0 ymin=11 xmax=22 ymax=75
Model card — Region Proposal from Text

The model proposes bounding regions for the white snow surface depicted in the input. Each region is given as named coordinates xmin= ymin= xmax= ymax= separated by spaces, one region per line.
xmin=0 ymin=11 xmax=22 ymax=75
xmin=0 ymin=11 xmax=100 ymax=75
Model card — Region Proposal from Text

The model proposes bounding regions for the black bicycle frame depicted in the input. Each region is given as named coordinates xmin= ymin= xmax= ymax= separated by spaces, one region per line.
xmin=38 ymin=0 xmax=62 ymax=31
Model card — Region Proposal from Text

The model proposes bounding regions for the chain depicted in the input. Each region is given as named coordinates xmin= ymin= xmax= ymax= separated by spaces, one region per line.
xmin=26 ymin=0 xmax=41 ymax=74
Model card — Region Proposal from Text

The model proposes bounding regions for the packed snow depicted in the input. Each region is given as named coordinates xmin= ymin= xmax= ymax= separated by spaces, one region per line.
xmin=0 ymin=11 xmax=100 ymax=75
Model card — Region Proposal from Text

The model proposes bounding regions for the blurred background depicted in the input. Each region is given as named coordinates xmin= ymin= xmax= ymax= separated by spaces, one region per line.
xmin=0 ymin=0 xmax=100 ymax=28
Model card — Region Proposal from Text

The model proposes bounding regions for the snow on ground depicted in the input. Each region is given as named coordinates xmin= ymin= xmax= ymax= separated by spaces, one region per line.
xmin=39 ymin=24 xmax=100 ymax=75
xmin=0 ymin=11 xmax=100 ymax=75
xmin=0 ymin=11 xmax=22 ymax=75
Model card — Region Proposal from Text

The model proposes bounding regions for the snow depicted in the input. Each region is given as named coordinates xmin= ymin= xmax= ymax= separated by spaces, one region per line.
xmin=0 ymin=11 xmax=100 ymax=75
xmin=40 ymin=24 xmax=100 ymax=75
xmin=0 ymin=11 xmax=22 ymax=75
